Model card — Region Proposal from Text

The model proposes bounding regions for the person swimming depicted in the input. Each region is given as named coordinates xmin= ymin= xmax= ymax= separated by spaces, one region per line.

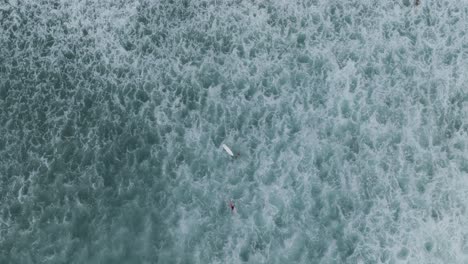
xmin=229 ymin=200 xmax=235 ymax=212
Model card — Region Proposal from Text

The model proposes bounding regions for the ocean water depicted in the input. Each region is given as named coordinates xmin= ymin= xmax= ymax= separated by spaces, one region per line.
xmin=0 ymin=0 xmax=467 ymax=263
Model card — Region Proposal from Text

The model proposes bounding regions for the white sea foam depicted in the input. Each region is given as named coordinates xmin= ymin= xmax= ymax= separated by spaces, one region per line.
xmin=0 ymin=0 xmax=467 ymax=263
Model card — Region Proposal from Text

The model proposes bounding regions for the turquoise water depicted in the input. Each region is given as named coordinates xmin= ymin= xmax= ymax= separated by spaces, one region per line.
xmin=1 ymin=0 xmax=467 ymax=263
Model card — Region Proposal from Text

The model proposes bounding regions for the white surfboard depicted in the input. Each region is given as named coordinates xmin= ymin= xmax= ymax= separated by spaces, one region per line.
xmin=221 ymin=144 xmax=234 ymax=157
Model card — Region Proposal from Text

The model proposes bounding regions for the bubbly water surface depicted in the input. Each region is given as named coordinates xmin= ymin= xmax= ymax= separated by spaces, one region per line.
xmin=1 ymin=0 xmax=467 ymax=263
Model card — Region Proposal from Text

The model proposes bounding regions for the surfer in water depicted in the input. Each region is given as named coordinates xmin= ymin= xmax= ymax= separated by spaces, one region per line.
xmin=229 ymin=200 xmax=235 ymax=213
xmin=222 ymin=144 xmax=240 ymax=159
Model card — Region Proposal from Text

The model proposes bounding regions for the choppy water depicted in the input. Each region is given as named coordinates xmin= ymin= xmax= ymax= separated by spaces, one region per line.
xmin=1 ymin=0 xmax=468 ymax=263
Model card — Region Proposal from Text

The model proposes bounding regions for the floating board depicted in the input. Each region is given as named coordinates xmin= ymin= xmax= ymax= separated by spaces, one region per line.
xmin=221 ymin=144 xmax=234 ymax=157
